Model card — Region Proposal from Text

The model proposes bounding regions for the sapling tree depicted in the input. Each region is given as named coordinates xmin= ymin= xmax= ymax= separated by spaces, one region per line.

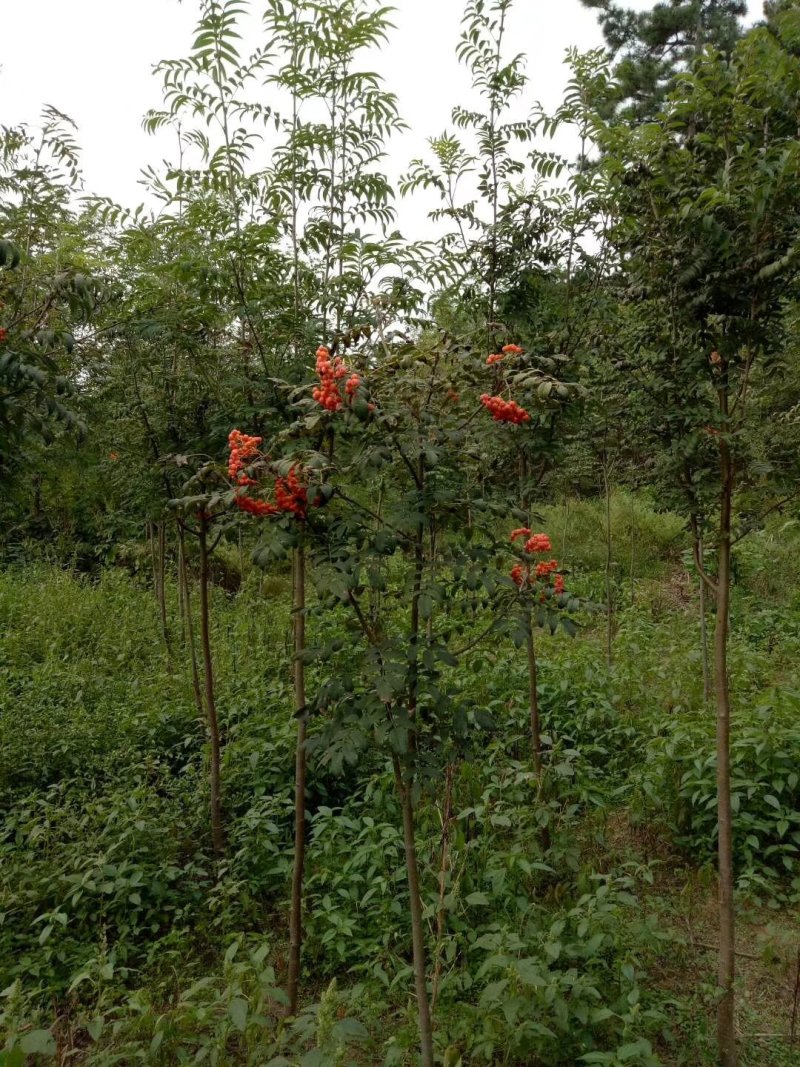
xmin=281 ymin=325 xmax=584 ymax=1063
xmin=505 ymin=528 xmax=580 ymax=772
xmin=597 ymin=16 xmax=800 ymax=1063
xmin=169 ymin=463 xmax=238 ymax=856
xmin=0 ymin=110 xmax=101 ymax=476
xmin=401 ymin=0 xmax=538 ymax=346
xmin=263 ymin=0 xmax=409 ymax=340
xmin=222 ymin=428 xmax=317 ymax=1016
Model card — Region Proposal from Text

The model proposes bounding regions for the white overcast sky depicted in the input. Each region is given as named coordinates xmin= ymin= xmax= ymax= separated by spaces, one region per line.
xmin=2 ymin=0 xmax=761 ymax=238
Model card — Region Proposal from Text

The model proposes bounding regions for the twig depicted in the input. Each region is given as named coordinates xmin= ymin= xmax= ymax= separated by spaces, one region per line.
xmin=691 ymin=939 xmax=759 ymax=961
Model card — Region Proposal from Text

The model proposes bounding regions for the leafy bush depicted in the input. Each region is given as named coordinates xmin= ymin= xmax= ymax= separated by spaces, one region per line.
xmin=636 ymin=688 xmax=800 ymax=897
xmin=539 ymin=493 xmax=686 ymax=583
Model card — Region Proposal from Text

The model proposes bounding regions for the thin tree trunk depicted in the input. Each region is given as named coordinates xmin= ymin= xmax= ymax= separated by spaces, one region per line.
xmin=178 ymin=525 xmax=204 ymax=721
xmin=629 ymin=495 xmax=636 ymax=608
xmin=699 ymin=532 xmax=712 ymax=703
xmin=198 ymin=515 xmax=225 ymax=856
xmin=157 ymin=521 xmax=170 ymax=659
xmin=395 ymin=475 xmax=435 ymax=1066
xmin=178 ymin=528 xmax=187 ymax=648
xmin=525 ymin=609 xmax=550 ymax=850
xmin=148 ymin=521 xmax=157 ymax=599
xmin=287 ymin=542 xmax=307 ymax=1017
xmin=525 ymin=610 xmax=541 ymax=775
xmin=561 ymin=498 xmax=569 ymax=560
xmin=393 ymin=757 xmax=434 ymax=1067
xmin=715 ymin=428 xmax=737 ymax=1067
xmin=430 ymin=761 xmax=454 ymax=1014
xmin=603 ymin=460 xmax=614 ymax=664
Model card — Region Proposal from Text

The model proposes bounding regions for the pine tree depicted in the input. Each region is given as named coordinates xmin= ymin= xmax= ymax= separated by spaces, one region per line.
xmin=580 ymin=0 xmax=747 ymax=119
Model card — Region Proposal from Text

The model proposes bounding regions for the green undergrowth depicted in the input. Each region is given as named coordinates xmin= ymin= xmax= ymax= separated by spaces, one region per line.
xmin=2 ymin=505 xmax=800 ymax=1065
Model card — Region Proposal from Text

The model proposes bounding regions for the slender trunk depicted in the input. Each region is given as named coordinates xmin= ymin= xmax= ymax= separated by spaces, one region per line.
xmin=715 ymin=426 xmax=737 ymax=1067
xmin=525 ymin=610 xmax=541 ymax=775
xmin=561 ymin=498 xmax=569 ymax=560
xmin=603 ymin=460 xmax=614 ymax=664
xmin=287 ymin=542 xmax=307 ymax=1017
xmin=525 ymin=609 xmax=550 ymax=850
xmin=178 ymin=526 xmax=204 ymax=721
xmin=396 ymin=463 xmax=435 ymax=1065
xmin=157 ymin=521 xmax=170 ymax=658
xmin=148 ymin=521 xmax=158 ymax=599
xmin=393 ymin=757 xmax=434 ymax=1067
xmin=431 ymin=762 xmax=454 ymax=1015
xmin=198 ymin=515 xmax=225 ymax=856
xmin=178 ymin=529 xmax=187 ymax=647
xmin=699 ymin=532 xmax=712 ymax=703
xmin=629 ymin=495 xmax=636 ymax=608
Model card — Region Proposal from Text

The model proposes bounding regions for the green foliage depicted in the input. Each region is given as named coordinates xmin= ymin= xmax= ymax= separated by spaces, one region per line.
xmin=638 ymin=688 xmax=800 ymax=898
xmin=5 ymin=2 xmax=800 ymax=1064
xmin=580 ymin=0 xmax=747 ymax=121
xmin=540 ymin=493 xmax=686 ymax=581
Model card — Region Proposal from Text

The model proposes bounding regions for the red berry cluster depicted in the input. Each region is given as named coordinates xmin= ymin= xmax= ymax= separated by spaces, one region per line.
xmin=0 ymin=328 xmax=7 ymax=344
xmin=228 ymin=429 xmax=308 ymax=520
xmin=480 ymin=394 xmax=531 ymax=424
xmin=228 ymin=429 xmax=262 ymax=485
xmin=312 ymin=345 xmax=363 ymax=412
xmin=236 ymin=495 xmax=279 ymax=517
xmin=525 ymin=532 xmax=551 ymax=554
xmin=273 ymin=467 xmax=308 ymax=518
xmin=234 ymin=467 xmax=308 ymax=520
xmin=509 ymin=528 xmax=565 ymax=596
xmin=486 ymin=343 xmax=523 ymax=366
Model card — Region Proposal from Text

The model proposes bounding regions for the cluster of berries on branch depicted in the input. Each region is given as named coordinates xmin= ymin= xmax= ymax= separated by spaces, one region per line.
xmin=228 ymin=429 xmax=262 ymax=485
xmin=480 ymin=394 xmax=531 ymax=424
xmin=227 ymin=429 xmax=308 ymax=520
xmin=486 ymin=343 xmax=523 ymax=366
xmin=312 ymin=345 xmax=363 ymax=412
xmin=509 ymin=528 xmax=566 ymax=595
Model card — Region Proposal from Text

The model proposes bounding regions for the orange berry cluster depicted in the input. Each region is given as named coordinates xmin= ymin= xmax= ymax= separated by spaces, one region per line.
xmin=236 ymin=495 xmax=279 ymax=517
xmin=524 ymin=532 xmax=551 ymax=554
xmin=234 ymin=467 xmax=308 ymax=520
xmin=486 ymin=343 xmax=523 ymax=366
xmin=480 ymin=394 xmax=531 ymax=424
xmin=228 ymin=429 xmax=308 ymax=520
xmin=509 ymin=528 xmax=565 ymax=595
xmin=273 ymin=467 xmax=308 ymax=518
xmin=312 ymin=345 xmax=362 ymax=412
xmin=228 ymin=429 xmax=262 ymax=485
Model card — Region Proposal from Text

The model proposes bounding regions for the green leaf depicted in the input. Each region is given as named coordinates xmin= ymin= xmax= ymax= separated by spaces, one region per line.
xmin=87 ymin=1016 xmax=104 ymax=1042
xmin=229 ymin=996 xmax=248 ymax=1032
xmin=332 ymin=1018 xmax=370 ymax=1042
xmin=465 ymin=891 xmax=490 ymax=906
xmin=20 ymin=1030 xmax=57 ymax=1056
xmin=474 ymin=709 xmax=495 ymax=731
